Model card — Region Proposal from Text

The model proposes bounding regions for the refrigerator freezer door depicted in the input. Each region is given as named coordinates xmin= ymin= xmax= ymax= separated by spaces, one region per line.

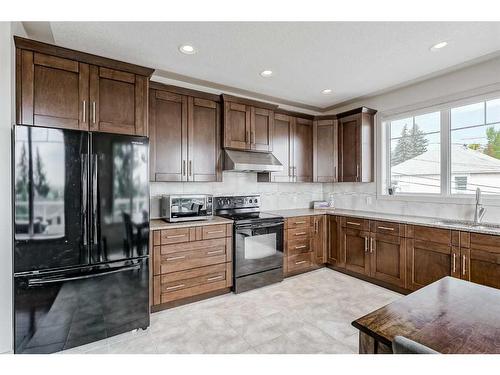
xmin=14 ymin=126 xmax=90 ymax=273
xmin=14 ymin=257 xmax=149 ymax=354
xmin=90 ymin=133 xmax=149 ymax=264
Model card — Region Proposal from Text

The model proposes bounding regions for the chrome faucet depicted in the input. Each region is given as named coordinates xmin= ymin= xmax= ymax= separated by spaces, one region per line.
xmin=473 ymin=188 xmax=486 ymax=225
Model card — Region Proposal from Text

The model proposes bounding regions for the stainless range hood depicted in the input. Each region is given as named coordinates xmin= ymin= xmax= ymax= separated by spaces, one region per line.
xmin=224 ymin=150 xmax=283 ymax=173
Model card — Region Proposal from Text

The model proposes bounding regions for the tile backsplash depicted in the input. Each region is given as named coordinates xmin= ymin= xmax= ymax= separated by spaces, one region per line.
xmin=150 ymin=172 xmax=324 ymax=218
xmin=150 ymin=173 xmax=500 ymax=223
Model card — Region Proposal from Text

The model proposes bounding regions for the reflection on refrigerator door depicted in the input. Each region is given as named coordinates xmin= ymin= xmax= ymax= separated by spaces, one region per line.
xmin=14 ymin=258 xmax=149 ymax=354
xmin=91 ymin=133 xmax=149 ymax=264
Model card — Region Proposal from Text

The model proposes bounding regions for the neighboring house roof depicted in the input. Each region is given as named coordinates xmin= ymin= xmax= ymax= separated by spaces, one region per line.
xmin=392 ymin=144 xmax=500 ymax=176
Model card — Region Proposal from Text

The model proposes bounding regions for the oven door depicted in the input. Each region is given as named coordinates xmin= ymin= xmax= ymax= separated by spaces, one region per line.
xmin=234 ymin=221 xmax=284 ymax=278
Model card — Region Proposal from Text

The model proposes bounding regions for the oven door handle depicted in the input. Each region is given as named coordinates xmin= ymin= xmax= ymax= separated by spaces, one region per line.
xmin=236 ymin=221 xmax=284 ymax=230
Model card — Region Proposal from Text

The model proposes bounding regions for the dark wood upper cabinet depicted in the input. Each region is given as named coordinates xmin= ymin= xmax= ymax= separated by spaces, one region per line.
xmin=222 ymin=95 xmax=276 ymax=152
xmin=313 ymin=118 xmax=338 ymax=182
xmin=89 ymin=66 xmax=148 ymax=136
xmin=271 ymin=113 xmax=294 ymax=182
xmin=149 ymin=89 xmax=187 ymax=182
xmin=337 ymin=107 xmax=376 ymax=182
xmin=251 ymin=107 xmax=274 ymax=152
xmin=270 ymin=111 xmax=313 ymax=183
xmin=15 ymin=36 xmax=153 ymax=135
xmin=293 ymin=117 xmax=313 ymax=182
xmin=149 ymin=83 xmax=221 ymax=182
xmin=188 ymin=97 xmax=222 ymax=182
xmin=17 ymin=50 xmax=89 ymax=130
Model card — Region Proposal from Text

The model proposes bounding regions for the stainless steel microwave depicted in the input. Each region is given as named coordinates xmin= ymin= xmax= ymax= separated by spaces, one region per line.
xmin=160 ymin=195 xmax=213 ymax=222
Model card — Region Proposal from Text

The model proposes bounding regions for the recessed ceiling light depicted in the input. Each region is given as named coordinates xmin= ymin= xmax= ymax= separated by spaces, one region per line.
xmin=321 ymin=89 xmax=333 ymax=95
xmin=179 ymin=44 xmax=196 ymax=55
xmin=260 ymin=70 xmax=273 ymax=77
xmin=430 ymin=41 xmax=448 ymax=51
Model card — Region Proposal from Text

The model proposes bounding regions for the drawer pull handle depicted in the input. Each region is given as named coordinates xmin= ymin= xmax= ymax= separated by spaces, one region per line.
xmin=207 ymin=275 xmax=224 ymax=281
xmin=166 ymin=255 xmax=186 ymax=261
xmin=294 ymin=232 xmax=307 ymax=236
xmin=347 ymin=221 xmax=361 ymax=226
xmin=167 ymin=234 xmax=187 ymax=239
xmin=452 ymin=253 xmax=456 ymax=273
xmin=207 ymin=230 xmax=224 ymax=234
xmin=295 ymin=260 xmax=307 ymax=265
xmin=166 ymin=284 xmax=185 ymax=291
xmin=295 ymin=245 xmax=307 ymax=249
xmin=207 ymin=250 xmax=224 ymax=255
xmin=462 ymin=255 xmax=466 ymax=276
xmin=294 ymin=221 xmax=306 ymax=224
xmin=378 ymin=226 xmax=395 ymax=231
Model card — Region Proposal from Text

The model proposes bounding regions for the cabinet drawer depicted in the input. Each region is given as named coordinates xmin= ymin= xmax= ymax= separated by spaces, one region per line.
xmin=287 ymin=216 xmax=312 ymax=229
xmin=154 ymin=238 xmax=229 ymax=274
xmin=287 ymin=238 xmax=311 ymax=256
xmin=342 ymin=217 xmax=370 ymax=231
xmin=370 ymin=220 xmax=402 ymax=236
xmin=155 ymin=263 xmax=231 ymax=304
xmin=287 ymin=253 xmax=312 ymax=273
xmin=288 ymin=227 xmax=311 ymax=240
xmin=202 ymin=224 xmax=227 ymax=240
xmin=160 ymin=228 xmax=193 ymax=244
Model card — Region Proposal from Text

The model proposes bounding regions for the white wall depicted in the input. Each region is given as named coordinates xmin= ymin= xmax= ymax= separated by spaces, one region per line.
xmin=0 ymin=21 xmax=25 ymax=354
xmin=323 ymin=56 xmax=500 ymax=223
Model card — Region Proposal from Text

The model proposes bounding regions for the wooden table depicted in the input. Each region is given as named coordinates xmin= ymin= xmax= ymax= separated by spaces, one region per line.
xmin=352 ymin=277 xmax=500 ymax=354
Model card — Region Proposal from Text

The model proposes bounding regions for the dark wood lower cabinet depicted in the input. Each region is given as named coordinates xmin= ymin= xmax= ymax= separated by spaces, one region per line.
xmin=343 ymin=227 xmax=370 ymax=276
xmin=327 ymin=215 xmax=343 ymax=267
xmin=370 ymin=233 xmax=406 ymax=289
xmin=461 ymin=232 xmax=500 ymax=289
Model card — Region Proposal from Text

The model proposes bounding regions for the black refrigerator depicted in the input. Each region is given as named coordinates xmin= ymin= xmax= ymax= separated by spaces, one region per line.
xmin=13 ymin=125 xmax=150 ymax=354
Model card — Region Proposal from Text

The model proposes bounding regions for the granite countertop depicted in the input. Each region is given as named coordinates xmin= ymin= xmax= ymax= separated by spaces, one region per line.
xmin=150 ymin=216 xmax=233 ymax=231
xmin=265 ymin=208 xmax=500 ymax=236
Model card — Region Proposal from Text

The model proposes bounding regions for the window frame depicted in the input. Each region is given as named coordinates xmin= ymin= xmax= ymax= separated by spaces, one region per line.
xmin=379 ymin=89 xmax=500 ymax=205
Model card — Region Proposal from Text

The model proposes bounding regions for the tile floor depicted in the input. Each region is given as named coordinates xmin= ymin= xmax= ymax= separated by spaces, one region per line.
xmin=61 ymin=268 xmax=401 ymax=354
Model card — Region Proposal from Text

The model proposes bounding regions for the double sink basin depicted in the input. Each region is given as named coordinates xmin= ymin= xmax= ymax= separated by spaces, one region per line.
xmin=433 ymin=219 xmax=500 ymax=231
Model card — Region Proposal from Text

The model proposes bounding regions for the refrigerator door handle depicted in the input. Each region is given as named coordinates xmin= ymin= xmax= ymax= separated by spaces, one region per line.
xmin=81 ymin=155 xmax=89 ymax=246
xmin=27 ymin=264 xmax=141 ymax=287
xmin=92 ymin=154 xmax=98 ymax=245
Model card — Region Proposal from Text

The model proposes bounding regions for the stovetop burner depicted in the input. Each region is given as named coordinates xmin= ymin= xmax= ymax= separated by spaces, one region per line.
xmin=214 ymin=195 xmax=283 ymax=224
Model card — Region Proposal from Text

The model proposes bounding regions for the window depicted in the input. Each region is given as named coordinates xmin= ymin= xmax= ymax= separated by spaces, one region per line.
xmin=389 ymin=111 xmax=440 ymax=194
xmin=450 ymin=99 xmax=500 ymax=194
xmin=384 ymin=93 xmax=500 ymax=197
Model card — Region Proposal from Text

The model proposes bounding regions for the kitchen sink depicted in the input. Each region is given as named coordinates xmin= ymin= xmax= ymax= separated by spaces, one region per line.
xmin=433 ymin=219 xmax=500 ymax=230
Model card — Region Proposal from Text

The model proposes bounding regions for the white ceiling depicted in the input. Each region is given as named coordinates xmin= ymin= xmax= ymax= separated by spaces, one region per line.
xmin=45 ymin=22 xmax=500 ymax=110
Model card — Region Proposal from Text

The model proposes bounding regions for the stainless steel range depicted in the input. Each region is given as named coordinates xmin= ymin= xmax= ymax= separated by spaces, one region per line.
xmin=215 ymin=195 xmax=284 ymax=293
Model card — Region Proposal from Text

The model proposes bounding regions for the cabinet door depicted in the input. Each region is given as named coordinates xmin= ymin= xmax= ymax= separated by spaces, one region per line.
xmin=462 ymin=233 xmax=500 ymax=289
xmin=149 ymin=89 xmax=188 ymax=181
xmin=223 ymin=102 xmax=250 ymax=150
xmin=187 ymin=97 xmax=221 ymax=182
xmin=17 ymin=50 xmax=89 ymax=130
xmin=313 ymin=119 xmax=338 ymax=182
xmin=251 ymin=107 xmax=274 ymax=152
xmin=338 ymin=115 xmax=360 ymax=182
xmin=312 ymin=215 xmax=327 ymax=265
xmin=89 ymin=66 xmax=148 ymax=136
xmin=370 ymin=233 xmax=406 ymax=288
xmin=406 ymin=239 xmax=460 ymax=291
xmin=327 ymin=215 xmax=344 ymax=267
xmin=343 ymin=227 xmax=370 ymax=275
xmin=271 ymin=113 xmax=293 ymax=182
xmin=293 ymin=117 xmax=313 ymax=182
